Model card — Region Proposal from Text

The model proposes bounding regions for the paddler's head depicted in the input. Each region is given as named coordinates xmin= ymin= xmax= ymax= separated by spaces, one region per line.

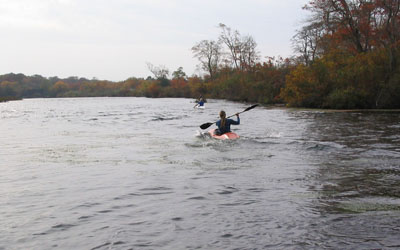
xmin=219 ymin=110 xmax=226 ymax=119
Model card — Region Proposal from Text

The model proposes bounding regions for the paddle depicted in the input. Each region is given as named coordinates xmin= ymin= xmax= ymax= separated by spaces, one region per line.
xmin=199 ymin=104 xmax=258 ymax=129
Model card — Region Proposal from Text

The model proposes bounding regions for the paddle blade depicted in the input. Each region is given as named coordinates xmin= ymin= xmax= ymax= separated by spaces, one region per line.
xmin=244 ymin=104 xmax=258 ymax=112
xmin=200 ymin=122 xmax=213 ymax=130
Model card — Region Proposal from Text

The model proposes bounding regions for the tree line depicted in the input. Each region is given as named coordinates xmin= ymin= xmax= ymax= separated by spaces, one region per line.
xmin=1 ymin=0 xmax=399 ymax=108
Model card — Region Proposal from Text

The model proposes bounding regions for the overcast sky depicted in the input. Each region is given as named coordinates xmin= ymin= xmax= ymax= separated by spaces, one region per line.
xmin=0 ymin=0 xmax=309 ymax=81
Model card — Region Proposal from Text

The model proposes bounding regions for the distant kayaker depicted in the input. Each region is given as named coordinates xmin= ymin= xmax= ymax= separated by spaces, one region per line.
xmin=194 ymin=98 xmax=205 ymax=108
xmin=215 ymin=110 xmax=240 ymax=135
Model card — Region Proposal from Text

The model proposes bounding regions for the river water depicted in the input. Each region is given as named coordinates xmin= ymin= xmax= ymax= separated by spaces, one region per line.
xmin=1 ymin=97 xmax=399 ymax=249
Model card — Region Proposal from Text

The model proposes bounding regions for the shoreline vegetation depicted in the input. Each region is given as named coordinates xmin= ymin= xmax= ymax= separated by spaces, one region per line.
xmin=0 ymin=96 xmax=22 ymax=103
xmin=1 ymin=1 xmax=399 ymax=109
xmin=285 ymin=107 xmax=400 ymax=113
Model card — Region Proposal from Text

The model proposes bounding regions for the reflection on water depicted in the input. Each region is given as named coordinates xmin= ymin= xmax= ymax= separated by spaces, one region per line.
xmin=303 ymin=111 xmax=400 ymax=200
xmin=1 ymin=98 xmax=399 ymax=249
xmin=292 ymin=111 xmax=400 ymax=248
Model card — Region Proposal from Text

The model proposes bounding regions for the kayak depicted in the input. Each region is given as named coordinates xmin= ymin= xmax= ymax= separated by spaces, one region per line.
xmin=194 ymin=105 xmax=205 ymax=109
xmin=208 ymin=129 xmax=239 ymax=140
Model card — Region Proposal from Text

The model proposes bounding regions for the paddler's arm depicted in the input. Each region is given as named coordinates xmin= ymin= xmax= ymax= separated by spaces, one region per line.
xmin=232 ymin=114 xmax=240 ymax=125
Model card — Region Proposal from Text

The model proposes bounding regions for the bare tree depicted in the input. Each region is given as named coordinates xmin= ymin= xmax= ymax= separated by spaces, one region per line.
xmin=191 ymin=39 xmax=222 ymax=79
xmin=292 ymin=22 xmax=324 ymax=65
xmin=240 ymin=35 xmax=260 ymax=70
xmin=218 ymin=23 xmax=259 ymax=71
xmin=218 ymin=23 xmax=241 ymax=70
xmin=146 ymin=62 xmax=169 ymax=79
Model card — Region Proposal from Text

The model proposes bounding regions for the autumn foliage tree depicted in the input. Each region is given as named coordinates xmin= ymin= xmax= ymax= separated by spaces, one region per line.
xmin=283 ymin=0 xmax=400 ymax=108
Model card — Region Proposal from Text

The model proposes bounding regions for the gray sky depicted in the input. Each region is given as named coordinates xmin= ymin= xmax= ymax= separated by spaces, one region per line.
xmin=0 ymin=0 xmax=309 ymax=81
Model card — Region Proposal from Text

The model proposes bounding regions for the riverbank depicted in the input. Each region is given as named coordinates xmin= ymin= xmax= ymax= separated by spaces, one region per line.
xmin=0 ymin=97 xmax=22 ymax=103
xmin=287 ymin=107 xmax=400 ymax=113
xmin=264 ymin=104 xmax=400 ymax=113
